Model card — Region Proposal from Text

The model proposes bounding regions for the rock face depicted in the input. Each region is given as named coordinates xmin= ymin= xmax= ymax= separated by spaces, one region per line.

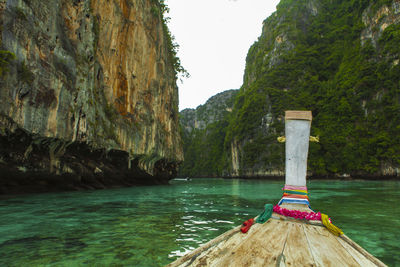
xmin=0 ymin=0 xmax=182 ymax=194
xmin=180 ymin=89 xmax=238 ymax=133
xmin=361 ymin=1 xmax=400 ymax=47
xmin=179 ymin=89 xmax=238 ymax=177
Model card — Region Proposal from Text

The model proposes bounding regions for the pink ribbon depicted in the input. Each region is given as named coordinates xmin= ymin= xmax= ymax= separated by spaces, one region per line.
xmin=273 ymin=205 xmax=327 ymax=221
xmin=283 ymin=185 xmax=308 ymax=191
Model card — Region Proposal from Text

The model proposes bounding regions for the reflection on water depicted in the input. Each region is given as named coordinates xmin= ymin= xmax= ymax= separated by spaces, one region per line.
xmin=0 ymin=179 xmax=398 ymax=266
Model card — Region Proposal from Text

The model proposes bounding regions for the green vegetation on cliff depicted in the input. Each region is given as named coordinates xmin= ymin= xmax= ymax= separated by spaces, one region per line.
xmin=180 ymin=119 xmax=230 ymax=177
xmin=0 ymin=50 xmax=15 ymax=77
xmin=153 ymin=0 xmax=189 ymax=80
xmin=179 ymin=90 xmax=238 ymax=177
xmin=181 ymin=0 xmax=400 ymax=178
xmin=230 ymin=0 xmax=400 ymax=177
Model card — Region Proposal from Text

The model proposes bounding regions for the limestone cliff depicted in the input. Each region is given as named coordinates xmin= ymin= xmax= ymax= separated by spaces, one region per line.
xmin=224 ymin=0 xmax=400 ymax=179
xmin=179 ymin=89 xmax=238 ymax=177
xmin=180 ymin=89 xmax=238 ymax=133
xmin=0 ymin=0 xmax=183 ymax=193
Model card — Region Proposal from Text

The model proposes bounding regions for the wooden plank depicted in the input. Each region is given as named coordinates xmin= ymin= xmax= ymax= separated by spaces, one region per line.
xmin=168 ymin=215 xmax=385 ymax=267
xmin=339 ymin=235 xmax=387 ymax=267
xmin=285 ymin=110 xmax=312 ymax=121
xmin=166 ymin=223 xmax=242 ymax=267
xmin=285 ymin=119 xmax=311 ymax=186
xmin=180 ymin=219 xmax=289 ymax=266
xmin=303 ymin=224 xmax=361 ymax=267
xmin=336 ymin=236 xmax=378 ymax=267
xmin=283 ymin=222 xmax=315 ymax=266
xmin=204 ymin=222 xmax=266 ymax=267
xmin=175 ymin=221 xmax=267 ymax=267
xmin=212 ymin=219 xmax=291 ymax=266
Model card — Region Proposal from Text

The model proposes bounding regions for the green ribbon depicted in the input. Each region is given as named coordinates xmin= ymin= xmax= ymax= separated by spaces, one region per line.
xmin=255 ymin=204 xmax=273 ymax=224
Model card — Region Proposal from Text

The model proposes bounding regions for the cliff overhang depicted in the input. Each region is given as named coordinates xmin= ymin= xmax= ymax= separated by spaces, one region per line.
xmin=0 ymin=115 xmax=179 ymax=194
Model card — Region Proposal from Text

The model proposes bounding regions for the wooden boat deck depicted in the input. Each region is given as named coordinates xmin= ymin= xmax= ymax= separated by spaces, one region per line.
xmin=167 ymin=212 xmax=386 ymax=267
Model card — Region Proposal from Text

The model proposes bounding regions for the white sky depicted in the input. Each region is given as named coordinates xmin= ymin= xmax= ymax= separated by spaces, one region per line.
xmin=165 ymin=0 xmax=280 ymax=111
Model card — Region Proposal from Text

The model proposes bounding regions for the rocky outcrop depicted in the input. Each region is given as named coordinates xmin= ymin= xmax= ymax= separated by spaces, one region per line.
xmin=178 ymin=89 xmax=238 ymax=177
xmin=243 ymin=0 xmax=319 ymax=88
xmin=180 ymin=89 xmax=238 ymax=133
xmin=0 ymin=115 xmax=178 ymax=194
xmin=0 ymin=0 xmax=182 ymax=193
xmin=361 ymin=1 xmax=400 ymax=47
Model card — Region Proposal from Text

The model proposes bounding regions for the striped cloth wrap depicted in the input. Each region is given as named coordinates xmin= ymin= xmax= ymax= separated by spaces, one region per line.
xmin=277 ymin=185 xmax=311 ymax=208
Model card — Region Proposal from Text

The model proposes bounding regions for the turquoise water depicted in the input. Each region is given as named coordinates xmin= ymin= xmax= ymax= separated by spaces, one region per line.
xmin=0 ymin=179 xmax=399 ymax=266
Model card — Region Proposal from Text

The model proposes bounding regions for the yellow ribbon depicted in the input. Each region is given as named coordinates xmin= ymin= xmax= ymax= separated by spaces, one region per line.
xmin=321 ymin=213 xmax=343 ymax=236
xmin=277 ymin=136 xmax=319 ymax=143
xmin=277 ymin=136 xmax=286 ymax=143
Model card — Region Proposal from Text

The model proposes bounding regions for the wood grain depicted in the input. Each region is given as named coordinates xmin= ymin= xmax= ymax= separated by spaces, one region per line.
xmin=303 ymin=224 xmax=360 ymax=267
xmin=167 ymin=217 xmax=386 ymax=267
xmin=285 ymin=111 xmax=312 ymax=121
xmin=339 ymin=235 xmax=387 ymax=267
xmin=283 ymin=223 xmax=315 ymax=266
xmin=337 ymin=236 xmax=377 ymax=267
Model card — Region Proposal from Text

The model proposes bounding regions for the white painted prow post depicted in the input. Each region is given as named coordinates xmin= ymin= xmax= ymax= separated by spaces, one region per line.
xmin=285 ymin=111 xmax=312 ymax=187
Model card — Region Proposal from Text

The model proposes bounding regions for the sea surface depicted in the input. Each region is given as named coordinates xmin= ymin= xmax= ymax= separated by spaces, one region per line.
xmin=0 ymin=178 xmax=399 ymax=266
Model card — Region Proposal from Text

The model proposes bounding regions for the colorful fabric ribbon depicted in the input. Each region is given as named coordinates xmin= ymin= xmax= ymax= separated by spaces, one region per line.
xmin=321 ymin=213 xmax=343 ymax=236
xmin=273 ymin=205 xmax=322 ymax=220
xmin=241 ymin=218 xmax=254 ymax=233
xmin=271 ymin=184 xmax=343 ymax=236
xmin=277 ymin=185 xmax=312 ymax=208
xmin=283 ymin=185 xmax=307 ymax=191
xmin=256 ymin=204 xmax=273 ymax=224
